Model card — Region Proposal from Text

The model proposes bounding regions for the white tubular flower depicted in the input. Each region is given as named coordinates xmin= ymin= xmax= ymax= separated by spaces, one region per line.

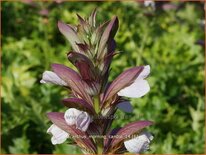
xmin=47 ymin=124 xmax=69 ymax=145
xmin=124 ymin=131 xmax=153 ymax=153
xmin=64 ymin=108 xmax=92 ymax=132
xmin=64 ymin=108 xmax=82 ymax=126
xmin=118 ymin=65 xmax=150 ymax=98
xmin=40 ymin=71 xmax=67 ymax=86
xmin=116 ymin=101 xmax=133 ymax=113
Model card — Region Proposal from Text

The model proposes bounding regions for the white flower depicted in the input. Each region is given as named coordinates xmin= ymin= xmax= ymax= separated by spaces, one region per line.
xmin=64 ymin=108 xmax=92 ymax=132
xmin=40 ymin=71 xmax=67 ymax=86
xmin=116 ymin=101 xmax=133 ymax=113
xmin=124 ymin=131 xmax=153 ymax=153
xmin=118 ymin=65 xmax=150 ymax=98
xmin=47 ymin=124 xmax=69 ymax=145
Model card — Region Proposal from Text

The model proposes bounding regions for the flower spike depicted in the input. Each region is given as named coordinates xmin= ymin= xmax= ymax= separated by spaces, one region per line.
xmin=42 ymin=9 xmax=154 ymax=154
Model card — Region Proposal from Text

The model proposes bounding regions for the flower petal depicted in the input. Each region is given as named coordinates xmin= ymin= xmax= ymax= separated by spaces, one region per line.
xmin=103 ymin=66 xmax=144 ymax=103
xmin=40 ymin=71 xmax=67 ymax=86
xmin=47 ymin=124 xmax=69 ymax=145
xmin=116 ymin=101 xmax=133 ymax=113
xmin=76 ymin=112 xmax=92 ymax=132
xmin=124 ymin=131 xmax=153 ymax=153
xmin=64 ymin=108 xmax=92 ymax=132
xmin=64 ymin=108 xmax=82 ymax=126
xmin=118 ymin=79 xmax=150 ymax=98
xmin=118 ymin=65 xmax=150 ymax=98
xmin=138 ymin=65 xmax=150 ymax=79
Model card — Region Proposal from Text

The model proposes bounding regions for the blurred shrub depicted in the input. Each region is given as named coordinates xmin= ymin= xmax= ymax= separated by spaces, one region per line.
xmin=1 ymin=1 xmax=204 ymax=154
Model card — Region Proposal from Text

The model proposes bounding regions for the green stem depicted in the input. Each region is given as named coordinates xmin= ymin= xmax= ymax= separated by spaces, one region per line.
xmin=96 ymin=137 xmax=103 ymax=154
xmin=94 ymin=95 xmax=100 ymax=114
xmin=97 ymin=144 xmax=103 ymax=154
xmin=93 ymin=95 xmax=103 ymax=154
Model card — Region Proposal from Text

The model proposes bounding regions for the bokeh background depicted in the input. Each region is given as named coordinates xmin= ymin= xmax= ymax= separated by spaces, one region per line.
xmin=1 ymin=1 xmax=205 ymax=154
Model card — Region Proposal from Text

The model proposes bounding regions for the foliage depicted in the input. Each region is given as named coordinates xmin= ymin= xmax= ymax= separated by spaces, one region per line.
xmin=1 ymin=1 xmax=204 ymax=154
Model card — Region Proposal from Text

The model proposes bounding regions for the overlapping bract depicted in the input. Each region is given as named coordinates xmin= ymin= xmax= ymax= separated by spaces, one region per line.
xmin=42 ymin=9 xmax=153 ymax=154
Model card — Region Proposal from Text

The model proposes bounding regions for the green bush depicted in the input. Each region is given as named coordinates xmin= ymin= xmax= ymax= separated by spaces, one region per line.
xmin=2 ymin=1 xmax=204 ymax=154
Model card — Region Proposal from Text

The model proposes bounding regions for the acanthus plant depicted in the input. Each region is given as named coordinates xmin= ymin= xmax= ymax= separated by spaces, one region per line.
xmin=41 ymin=9 xmax=154 ymax=154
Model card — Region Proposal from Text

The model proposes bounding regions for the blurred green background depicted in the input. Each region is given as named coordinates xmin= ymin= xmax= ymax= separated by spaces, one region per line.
xmin=1 ymin=1 xmax=205 ymax=154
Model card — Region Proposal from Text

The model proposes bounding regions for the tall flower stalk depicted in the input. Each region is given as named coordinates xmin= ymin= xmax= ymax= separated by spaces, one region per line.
xmin=41 ymin=9 xmax=154 ymax=154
